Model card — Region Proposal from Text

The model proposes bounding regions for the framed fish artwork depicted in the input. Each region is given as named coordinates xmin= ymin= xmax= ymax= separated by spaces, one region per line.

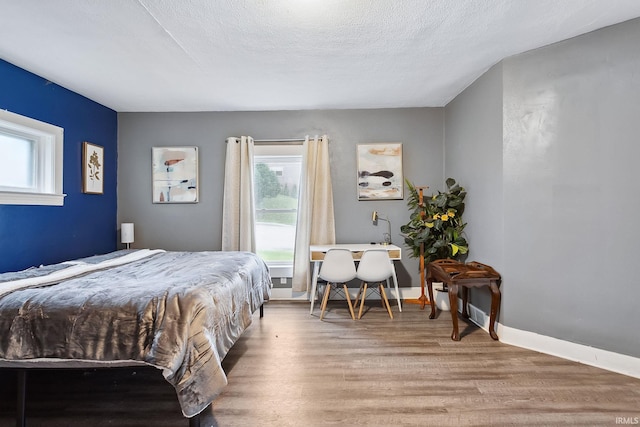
xmin=356 ymin=143 xmax=403 ymax=200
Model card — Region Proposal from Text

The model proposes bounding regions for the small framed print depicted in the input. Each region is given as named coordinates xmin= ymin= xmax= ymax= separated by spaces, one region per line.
xmin=357 ymin=143 xmax=403 ymax=200
xmin=152 ymin=146 xmax=199 ymax=203
xmin=82 ymin=142 xmax=104 ymax=194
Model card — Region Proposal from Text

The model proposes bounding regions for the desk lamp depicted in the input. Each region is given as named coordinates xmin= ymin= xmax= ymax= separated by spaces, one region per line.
xmin=371 ymin=211 xmax=392 ymax=244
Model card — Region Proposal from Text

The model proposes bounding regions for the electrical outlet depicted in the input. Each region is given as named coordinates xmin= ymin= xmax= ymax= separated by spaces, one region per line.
xmin=280 ymin=277 xmax=287 ymax=285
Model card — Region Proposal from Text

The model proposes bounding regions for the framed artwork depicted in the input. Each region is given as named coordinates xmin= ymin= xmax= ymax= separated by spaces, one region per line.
xmin=82 ymin=142 xmax=104 ymax=194
xmin=152 ymin=146 xmax=199 ymax=203
xmin=356 ymin=143 xmax=403 ymax=200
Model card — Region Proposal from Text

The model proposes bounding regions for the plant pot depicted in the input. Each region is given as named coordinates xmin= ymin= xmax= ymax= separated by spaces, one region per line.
xmin=434 ymin=288 xmax=450 ymax=311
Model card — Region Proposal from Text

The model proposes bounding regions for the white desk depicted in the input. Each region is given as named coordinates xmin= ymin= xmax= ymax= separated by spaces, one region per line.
xmin=309 ymin=243 xmax=402 ymax=315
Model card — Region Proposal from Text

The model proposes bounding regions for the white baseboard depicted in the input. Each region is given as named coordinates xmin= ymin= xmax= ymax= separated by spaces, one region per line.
xmin=270 ymin=285 xmax=640 ymax=379
xmin=464 ymin=301 xmax=640 ymax=380
xmin=269 ymin=288 xmax=309 ymax=300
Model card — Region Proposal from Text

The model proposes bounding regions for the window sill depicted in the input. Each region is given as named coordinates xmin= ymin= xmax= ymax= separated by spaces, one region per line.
xmin=0 ymin=191 xmax=66 ymax=206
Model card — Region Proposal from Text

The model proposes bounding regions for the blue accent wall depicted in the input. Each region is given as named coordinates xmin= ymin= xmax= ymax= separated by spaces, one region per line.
xmin=0 ymin=59 xmax=118 ymax=273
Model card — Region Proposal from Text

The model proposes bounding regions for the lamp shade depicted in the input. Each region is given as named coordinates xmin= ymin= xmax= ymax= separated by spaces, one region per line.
xmin=121 ymin=223 xmax=135 ymax=244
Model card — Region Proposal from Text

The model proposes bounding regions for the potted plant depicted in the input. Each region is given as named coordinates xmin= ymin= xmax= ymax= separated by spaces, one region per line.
xmin=400 ymin=178 xmax=469 ymax=309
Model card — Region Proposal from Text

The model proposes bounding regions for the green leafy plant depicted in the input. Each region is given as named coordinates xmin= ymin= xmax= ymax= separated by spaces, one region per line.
xmin=400 ymin=178 xmax=469 ymax=264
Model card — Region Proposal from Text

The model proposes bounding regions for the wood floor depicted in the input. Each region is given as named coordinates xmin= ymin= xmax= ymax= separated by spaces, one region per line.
xmin=1 ymin=301 xmax=639 ymax=426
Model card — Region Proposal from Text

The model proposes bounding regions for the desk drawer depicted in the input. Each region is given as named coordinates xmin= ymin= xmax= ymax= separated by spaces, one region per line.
xmin=310 ymin=249 xmax=401 ymax=261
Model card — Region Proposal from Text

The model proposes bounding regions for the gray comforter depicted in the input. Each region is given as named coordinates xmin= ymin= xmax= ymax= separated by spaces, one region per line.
xmin=0 ymin=249 xmax=271 ymax=417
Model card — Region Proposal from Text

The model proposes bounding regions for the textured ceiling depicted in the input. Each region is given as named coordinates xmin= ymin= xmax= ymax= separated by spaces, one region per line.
xmin=1 ymin=0 xmax=640 ymax=112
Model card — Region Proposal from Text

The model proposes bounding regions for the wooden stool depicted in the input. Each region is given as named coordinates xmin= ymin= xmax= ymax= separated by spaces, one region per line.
xmin=426 ymin=259 xmax=501 ymax=341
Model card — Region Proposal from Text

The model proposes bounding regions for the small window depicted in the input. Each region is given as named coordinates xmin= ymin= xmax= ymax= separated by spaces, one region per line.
xmin=253 ymin=144 xmax=303 ymax=278
xmin=0 ymin=110 xmax=65 ymax=206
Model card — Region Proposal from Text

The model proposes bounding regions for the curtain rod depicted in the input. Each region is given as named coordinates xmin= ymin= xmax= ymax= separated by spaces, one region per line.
xmin=255 ymin=138 xmax=307 ymax=142
xmin=227 ymin=137 xmax=308 ymax=145
xmin=228 ymin=136 xmax=325 ymax=145
xmin=254 ymin=138 xmax=306 ymax=145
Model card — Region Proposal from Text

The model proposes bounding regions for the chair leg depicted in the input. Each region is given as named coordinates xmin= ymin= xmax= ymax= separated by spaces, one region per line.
xmin=388 ymin=276 xmax=401 ymax=312
xmin=353 ymin=282 xmax=364 ymax=311
xmin=357 ymin=283 xmax=368 ymax=319
xmin=320 ymin=282 xmax=332 ymax=320
xmin=343 ymin=284 xmax=356 ymax=320
xmin=379 ymin=284 xmax=394 ymax=319
xmin=384 ymin=278 xmax=392 ymax=308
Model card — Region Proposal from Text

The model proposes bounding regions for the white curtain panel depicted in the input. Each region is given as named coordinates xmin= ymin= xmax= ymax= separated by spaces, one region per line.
xmin=292 ymin=135 xmax=336 ymax=292
xmin=222 ymin=136 xmax=256 ymax=252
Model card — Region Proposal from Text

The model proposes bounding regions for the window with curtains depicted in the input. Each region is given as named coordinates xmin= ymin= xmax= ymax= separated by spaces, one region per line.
xmin=253 ymin=143 xmax=303 ymax=278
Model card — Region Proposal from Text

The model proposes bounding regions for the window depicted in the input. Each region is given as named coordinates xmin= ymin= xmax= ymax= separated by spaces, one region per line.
xmin=253 ymin=144 xmax=303 ymax=278
xmin=0 ymin=110 xmax=64 ymax=206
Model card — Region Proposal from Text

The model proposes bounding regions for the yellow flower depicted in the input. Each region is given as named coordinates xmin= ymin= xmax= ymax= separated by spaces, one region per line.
xmin=426 ymin=222 xmax=434 ymax=228
xmin=441 ymin=214 xmax=449 ymax=221
xmin=433 ymin=213 xmax=440 ymax=220
xmin=447 ymin=210 xmax=455 ymax=217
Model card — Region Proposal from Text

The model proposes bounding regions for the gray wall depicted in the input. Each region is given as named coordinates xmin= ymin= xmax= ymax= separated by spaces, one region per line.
xmin=446 ymin=18 xmax=640 ymax=357
xmin=118 ymin=108 xmax=444 ymax=288
xmin=444 ymin=63 xmax=504 ymax=313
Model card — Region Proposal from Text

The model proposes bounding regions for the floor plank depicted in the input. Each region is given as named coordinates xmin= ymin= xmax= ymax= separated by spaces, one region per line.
xmin=1 ymin=301 xmax=639 ymax=426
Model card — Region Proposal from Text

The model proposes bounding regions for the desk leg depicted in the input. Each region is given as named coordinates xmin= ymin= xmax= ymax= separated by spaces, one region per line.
xmin=448 ymin=284 xmax=460 ymax=341
xmin=309 ymin=261 xmax=320 ymax=314
xmin=389 ymin=261 xmax=402 ymax=312
xmin=489 ymin=281 xmax=501 ymax=340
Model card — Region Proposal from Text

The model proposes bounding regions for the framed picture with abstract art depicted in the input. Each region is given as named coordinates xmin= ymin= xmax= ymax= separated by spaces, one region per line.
xmin=356 ymin=143 xmax=403 ymax=200
xmin=152 ymin=146 xmax=199 ymax=203
xmin=82 ymin=142 xmax=104 ymax=194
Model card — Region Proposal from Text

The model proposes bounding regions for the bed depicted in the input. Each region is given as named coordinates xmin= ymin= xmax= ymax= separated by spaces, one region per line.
xmin=0 ymin=249 xmax=272 ymax=425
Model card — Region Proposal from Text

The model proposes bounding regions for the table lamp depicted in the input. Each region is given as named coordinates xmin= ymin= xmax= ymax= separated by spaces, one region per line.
xmin=121 ymin=223 xmax=134 ymax=249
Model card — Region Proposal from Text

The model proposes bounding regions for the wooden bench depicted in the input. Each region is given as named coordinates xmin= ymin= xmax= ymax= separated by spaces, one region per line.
xmin=426 ymin=259 xmax=501 ymax=341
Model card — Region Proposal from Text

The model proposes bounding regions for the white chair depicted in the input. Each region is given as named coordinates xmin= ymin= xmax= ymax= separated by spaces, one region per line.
xmin=318 ymin=249 xmax=357 ymax=320
xmin=354 ymin=249 xmax=394 ymax=319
